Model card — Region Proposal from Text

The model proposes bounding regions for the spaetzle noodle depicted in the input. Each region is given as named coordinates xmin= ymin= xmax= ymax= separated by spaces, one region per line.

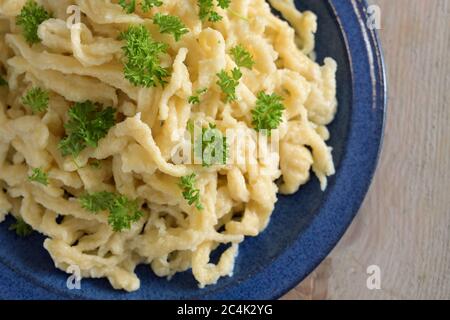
xmin=0 ymin=0 xmax=337 ymax=291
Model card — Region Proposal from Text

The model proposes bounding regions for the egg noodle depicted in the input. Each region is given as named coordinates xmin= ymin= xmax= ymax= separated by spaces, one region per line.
xmin=0 ymin=0 xmax=337 ymax=291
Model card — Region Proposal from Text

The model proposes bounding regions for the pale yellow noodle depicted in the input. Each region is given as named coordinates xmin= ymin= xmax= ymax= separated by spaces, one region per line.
xmin=0 ymin=0 xmax=337 ymax=291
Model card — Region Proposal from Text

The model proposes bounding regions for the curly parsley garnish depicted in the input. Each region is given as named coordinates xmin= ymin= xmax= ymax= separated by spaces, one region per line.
xmin=193 ymin=123 xmax=228 ymax=167
xmin=119 ymin=0 xmax=163 ymax=13
xmin=230 ymin=45 xmax=255 ymax=69
xmin=120 ymin=25 xmax=170 ymax=88
xmin=198 ymin=0 xmax=230 ymax=22
xmin=217 ymin=0 xmax=231 ymax=8
xmin=153 ymin=13 xmax=189 ymax=41
xmin=21 ymin=87 xmax=49 ymax=113
xmin=0 ymin=76 xmax=7 ymax=86
xmin=80 ymin=192 xmax=143 ymax=232
xmin=179 ymin=174 xmax=203 ymax=210
xmin=9 ymin=217 xmax=33 ymax=237
xmin=142 ymin=0 xmax=164 ymax=12
xmin=216 ymin=68 xmax=242 ymax=103
xmin=28 ymin=167 xmax=48 ymax=185
xmin=251 ymin=92 xmax=285 ymax=135
xmin=119 ymin=0 xmax=136 ymax=13
xmin=58 ymin=101 xmax=116 ymax=158
xmin=16 ymin=0 xmax=51 ymax=44
xmin=188 ymin=88 xmax=208 ymax=104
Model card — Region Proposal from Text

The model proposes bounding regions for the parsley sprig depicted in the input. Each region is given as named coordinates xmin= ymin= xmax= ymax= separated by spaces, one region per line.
xmin=217 ymin=0 xmax=232 ymax=8
xmin=251 ymin=92 xmax=285 ymax=135
xmin=9 ymin=217 xmax=33 ymax=237
xmin=198 ymin=0 xmax=230 ymax=22
xmin=142 ymin=0 xmax=163 ymax=12
xmin=80 ymin=192 xmax=143 ymax=232
xmin=216 ymin=68 xmax=242 ymax=103
xmin=188 ymin=88 xmax=208 ymax=104
xmin=230 ymin=45 xmax=255 ymax=69
xmin=153 ymin=13 xmax=189 ymax=41
xmin=28 ymin=167 xmax=48 ymax=185
xmin=21 ymin=87 xmax=49 ymax=113
xmin=120 ymin=25 xmax=170 ymax=88
xmin=119 ymin=0 xmax=163 ymax=13
xmin=16 ymin=0 xmax=51 ymax=44
xmin=119 ymin=0 xmax=136 ymax=13
xmin=58 ymin=101 xmax=116 ymax=158
xmin=0 ymin=76 xmax=7 ymax=86
xmin=179 ymin=174 xmax=203 ymax=210
xmin=193 ymin=123 xmax=228 ymax=167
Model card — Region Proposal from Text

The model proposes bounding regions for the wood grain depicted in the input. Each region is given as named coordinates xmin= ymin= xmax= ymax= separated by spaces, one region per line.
xmin=283 ymin=0 xmax=450 ymax=300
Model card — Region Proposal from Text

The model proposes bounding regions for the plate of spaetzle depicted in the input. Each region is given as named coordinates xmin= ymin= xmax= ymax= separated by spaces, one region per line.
xmin=0 ymin=0 xmax=386 ymax=299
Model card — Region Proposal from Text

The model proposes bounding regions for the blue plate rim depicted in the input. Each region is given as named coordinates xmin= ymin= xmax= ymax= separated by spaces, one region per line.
xmin=272 ymin=0 xmax=388 ymax=299
xmin=0 ymin=0 xmax=387 ymax=300
xmin=205 ymin=0 xmax=388 ymax=299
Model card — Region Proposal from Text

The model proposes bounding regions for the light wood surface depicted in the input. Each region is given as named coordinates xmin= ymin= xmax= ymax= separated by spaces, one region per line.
xmin=283 ymin=0 xmax=450 ymax=300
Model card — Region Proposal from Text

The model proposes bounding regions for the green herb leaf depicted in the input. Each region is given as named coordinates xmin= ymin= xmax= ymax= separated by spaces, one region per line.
xmin=120 ymin=25 xmax=170 ymax=88
xmin=9 ymin=217 xmax=33 ymax=237
xmin=187 ymin=119 xmax=196 ymax=148
xmin=58 ymin=101 xmax=116 ymax=158
xmin=107 ymin=195 xmax=143 ymax=232
xmin=230 ymin=45 xmax=255 ymax=69
xmin=188 ymin=88 xmax=208 ymax=104
xmin=141 ymin=0 xmax=163 ymax=12
xmin=208 ymin=11 xmax=222 ymax=22
xmin=119 ymin=0 xmax=163 ymax=13
xmin=198 ymin=0 xmax=215 ymax=21
xmin=28 ymin=167 xmax=48 ymax=186
xmin=16 ymin=0 xmax=51 ymax=44
xmin=194 ymin=123 xmax=228 ymax=167
xmin=216 ymin=67 xmax=242 ymax=103
xmin=251 ymin=92 xmax=285 ymax=135
xmin=79 ymin=191 xmax=116 ymax=213
xmin=119 ymin=0 xmax=136 ymax=13
xmin=179 ymin=173 xmax=203 ymax=210
xmin=198 ymin=0 xmax=229 ymax=22
xmin=21 ymin=87 xmax=49 ymax=113
xmin=0 ymin=76 xmax=7 ymax=86
xmin=217 ymin=0 xmax=231 ymax=9
xmin=80 ymin=192 xmax=143 ymax=232
xmin=153 ymin=13 xmax=189 ymax=41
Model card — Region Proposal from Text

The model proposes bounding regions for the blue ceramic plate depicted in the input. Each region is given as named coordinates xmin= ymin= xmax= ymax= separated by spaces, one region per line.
xmin=0 ymin=0 xmax=386 ymax=300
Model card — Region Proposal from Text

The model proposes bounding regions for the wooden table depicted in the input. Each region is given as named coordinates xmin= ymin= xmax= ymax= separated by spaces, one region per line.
xmin=283 ymin=0 xmax=450 ymax=299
